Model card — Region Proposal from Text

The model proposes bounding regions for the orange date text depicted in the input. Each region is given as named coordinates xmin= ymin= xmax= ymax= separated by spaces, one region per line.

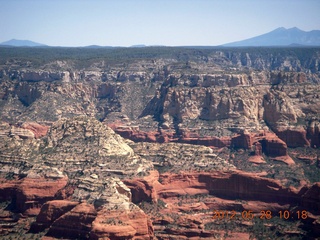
xmin=212 ymin=210 xmax=308 ymax=220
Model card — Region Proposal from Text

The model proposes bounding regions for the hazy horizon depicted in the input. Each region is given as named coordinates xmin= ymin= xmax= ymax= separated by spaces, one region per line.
xmin=1 ymin=0 xmax=320 ymax=47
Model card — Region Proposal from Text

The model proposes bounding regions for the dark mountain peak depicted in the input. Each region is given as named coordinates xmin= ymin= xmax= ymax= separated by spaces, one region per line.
xmin=0 ymin=39 xmax=47 ymax=47
xmin=273 ymin=27 xmax=287 ymax=32
xmin=289 ymin=27 xmax=300 ymax=30
xmin=223 ymin=27 xmax=320 ymax=47
xmin=288 ymin=27 xmax=304 ymax=32
xmin=271 ymin=27 xmax=303 ymax=33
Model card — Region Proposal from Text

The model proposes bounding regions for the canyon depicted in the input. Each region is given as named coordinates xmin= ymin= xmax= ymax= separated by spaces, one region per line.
xmin=0 ymin=46 xmax=320 ymax=239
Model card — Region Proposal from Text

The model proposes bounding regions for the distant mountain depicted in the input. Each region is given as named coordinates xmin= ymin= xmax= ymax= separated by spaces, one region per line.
xmin=223 ymin=27 xmax=320 ymax=47
xmin=0 ymin=39 xmax=47 ymax=47
xmin=83 ymin=45 xmax=114 ymax=49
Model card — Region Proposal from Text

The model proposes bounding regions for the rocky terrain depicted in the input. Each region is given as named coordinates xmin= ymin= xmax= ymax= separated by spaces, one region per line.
xmin=0 ymin=46 xmax=320 ymax=239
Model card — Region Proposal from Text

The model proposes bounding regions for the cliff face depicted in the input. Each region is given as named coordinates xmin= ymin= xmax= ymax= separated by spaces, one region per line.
xmin=141 ymin=73 xmax=319 ymax=138
xmin=141 ymin=82 xmax=264 ymax=132
xmin=1 ymin=48 xmax=320 ymax=126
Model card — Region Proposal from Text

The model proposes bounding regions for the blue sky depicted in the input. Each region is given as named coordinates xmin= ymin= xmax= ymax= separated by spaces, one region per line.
xmin=0 ymin=0 xmax=319 ymax=47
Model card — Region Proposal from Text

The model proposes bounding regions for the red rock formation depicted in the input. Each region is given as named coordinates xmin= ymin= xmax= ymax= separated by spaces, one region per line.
xmin=124 ymin=170 xmax=320 ymax=239
xmin=274 ymin=126 xmax=310 ymax=147
xmin=0 ymin=177 xmax=68 ymax=216
xmin=248 ymin=142 xmax=266 ymax=164
xmin=16 ymin=177 xmax=68 ymax=216
xmin=32 ymin=200 xmax=154 ymax=240
xmin=157 ymin=173 xmax=209 ymax=199
xmin=0 ymin=179 xmax=17 ymax=202
xmin=231 ymin=131 xmax=253 ymax=149
xmin=46 ymin=202 xmax=97 ymax=239
xmin=54 ymin=184 xmax=76 ymax=200
xmin=125 ymin=170 xmax=319 ymax=215
xmin=21 ymin=122 xmax=49 ymax=139
xmin=123 ymin=171 xmax=159 ymax=203
xmin=300 ymin=182 xmax=320 ymax=214
xmin=307 ymin=120 xmax=320 ymax=148
xmin=254 ymin=141 xmax=263 ymax=156
xmin=110 ymin=122 xmax=293 ymax=162
xmin=198 ymin=171 xmax=298 ymax=204
xmin=110 ymin=123 xmax=232 ymax=148
xmin=154 ymin=171 xmax=298 ymax=203
xmin=30 ymin=200 xmax=78 ymax=232
xmin=244 ymin=131 xmax=295 ymax=164
xmin=259 ymin=132 xmax=287 ymax=156
xmin=90 ymin=209 xmax=154 ymax=240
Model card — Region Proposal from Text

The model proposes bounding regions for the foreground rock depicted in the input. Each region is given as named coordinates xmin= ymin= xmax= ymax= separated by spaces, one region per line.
xmin=126 ymin=170 xmax=320 ymax=212
xmin=0 ymin=116 xmax=155 ymax=239
xmin=90 ymin=208 xmax=153 ymax=239
xmin=31 ymin=176 xmax=154 ymax=239
xmin=125 ymin=170 xmax=320 ymax=239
